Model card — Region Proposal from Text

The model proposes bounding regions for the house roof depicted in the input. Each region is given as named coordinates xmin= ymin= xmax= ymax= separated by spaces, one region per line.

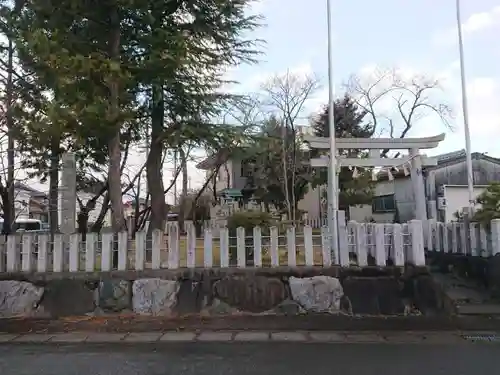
xmin=14 ymin=182 xmax=47 ymax=198
xmin=428 ymin=149 xmax=500 ymax=169
xmin=196 ymin=149 xmax=236 ymax=170
xmin=375 ymin=149 xmax=500 ymax=181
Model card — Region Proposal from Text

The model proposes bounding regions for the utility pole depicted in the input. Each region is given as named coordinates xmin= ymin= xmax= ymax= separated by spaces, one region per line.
xmin=326 ymin=0 xmax=339 ymax=263
xmin=456 ymin=0 xmax=474 ymax=208
xmin=173 ymin=150 xmax=178 ymax=205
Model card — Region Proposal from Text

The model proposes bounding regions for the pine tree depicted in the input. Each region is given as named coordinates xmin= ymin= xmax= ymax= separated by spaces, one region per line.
xmin=311 ymin=94 xmax=374 ymax=210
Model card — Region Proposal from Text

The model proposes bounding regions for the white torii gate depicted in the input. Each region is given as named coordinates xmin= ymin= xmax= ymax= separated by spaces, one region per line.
xmin=304 ymin=133 xmax=446 ymax=222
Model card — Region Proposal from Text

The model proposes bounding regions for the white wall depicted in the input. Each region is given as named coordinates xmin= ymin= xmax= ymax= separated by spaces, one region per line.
xmin=349 ymin=180 xmax=396 ymax=223
xmin=442 ymin=185 xmax=487 ymax=222
xmin=297 ymin=184 xmax=322 ymax=218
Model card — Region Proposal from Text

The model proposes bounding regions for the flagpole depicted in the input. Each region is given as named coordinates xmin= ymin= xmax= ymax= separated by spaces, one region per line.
xmin=326 ymin=0 xmax=339 ymax=263
xmin=456 ymin=0 xmax=474 ymax=208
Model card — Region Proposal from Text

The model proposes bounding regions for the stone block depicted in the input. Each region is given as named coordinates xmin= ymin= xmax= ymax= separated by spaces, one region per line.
xmin=271 ymin=332 xmax=308 ymax=341
xmin=342 ymin=276 xmax=404 ymax=315
xmin=39 ymin=280 xmax=96 ymax=317
xmin=213 ymin=276 xmax=287 ymax=312
xmin=50 ymin=333 xmax=89 ymax=343
xmin=0 ymin=281 xmax=44 ymax=318
xmin=269 ymin=299 xmax=305 ymax=315
xmin=309 ymin=332 xmax=345 ymax=342
xmin=85 ymin=333 xmax=126 ymax=342
xmin=132 ymin=279 xmax=179 ymax=315
xmin=14 ymin=334 xmax=54 ymax=343
xmin=174 ymin=280 xmax=209 ymax=315
xmin=0 ymin=334 xmax=19 ymax=342
xmin=289 ymin=276 xmax=343 ymax=313
xmin=197 ymin=332 xmax=233 ymax=341
xmin=202 ymin=298 xmax=240 ymax=316
xmin=488 ymin=254 xmax=500 ymax=298
xmin=234 ymin=332 xmax=269 ymax=341
xmin=160 ymin=332 xmax=197 ymax=341
xmin=98 ymin=279 xmax=131 ymax=312
xmin=409 ymin=274 xmax=441 ymax=314
xmin=124 ymin=333 xmax=162 ymax=342
xmin=344 ymin=334 xmax=385 ymax=342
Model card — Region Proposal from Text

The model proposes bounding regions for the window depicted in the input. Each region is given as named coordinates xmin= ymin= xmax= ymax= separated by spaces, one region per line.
xmin=372 ymin=194 xmax=396 ymax=213
xmin=240 ymin=159 xmax=254 ymax=177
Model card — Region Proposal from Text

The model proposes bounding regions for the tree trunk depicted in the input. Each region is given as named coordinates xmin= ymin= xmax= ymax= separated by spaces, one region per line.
xmin=48 ymin=136 xmax=60 ymax=236
xmin=77 ymin=211 xmax=89 ymax=241
xmin=177 ymin=147 xmax=188 ymax=232
xmin=146 ymin=82 xmax=166 ymax=231
xmin=107 ymin=5 xmax=126 ymax=233
xmin=90 ymin=193 xmax=110 ymax=233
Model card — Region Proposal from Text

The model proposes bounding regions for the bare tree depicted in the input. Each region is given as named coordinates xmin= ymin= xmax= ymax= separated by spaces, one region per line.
xmin=261 ymin=71 xmax=321 ymax=220
xmin=345 ymin=67 xmax=454 ymax=156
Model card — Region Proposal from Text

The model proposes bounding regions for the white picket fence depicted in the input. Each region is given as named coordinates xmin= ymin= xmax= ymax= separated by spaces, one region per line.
xmin=424 ymin=218 xmax=500 ymax=257
xmin=0 ymin=220 xmax=426 ymax=274
xmin=200 ymin=217 xmax=327 ymax=232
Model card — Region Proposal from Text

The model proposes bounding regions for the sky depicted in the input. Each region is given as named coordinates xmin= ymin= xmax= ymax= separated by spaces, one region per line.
xmin=20 ymin=0 xmax=500 ymax=198
xmin=228 ymin=0 xmax=500 ymax=156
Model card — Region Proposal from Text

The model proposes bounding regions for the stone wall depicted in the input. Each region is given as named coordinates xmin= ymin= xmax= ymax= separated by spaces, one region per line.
xmin=0 ymin=266 xmax=442 ymax=319
xmin=427 ymin=251 xmax=500 ymax=299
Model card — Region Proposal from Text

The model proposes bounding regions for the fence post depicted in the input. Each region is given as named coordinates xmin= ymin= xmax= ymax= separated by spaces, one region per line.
xmin=6 ymin=234 xmax=18 ymax=272
xmin=269 ymin=226 xmax=279 ymax=267
xmin=491 ymin=219 xmax=500 ymax=256
xmin=37 ymin=234 xmax=49 ymax=273
xmin=354 ymin=223 xmax=367 ymax=266
xmin=409 ymin=220 xmax=425 ymax=266
xmin=68 ymin=233 xmax=80 ymax=272
xmin=151 ymin=229 xmax=163 ymax=269
xmin=286 ymin=226 xmax=296 ymax=267
xmin=236 ymin=227 xmax=246 ymax=268
xmin=135 ymin=231 xmax=146 ymax=271
xmin=219 ymin=227 xmax=229 ymax=267
xmin=321 ymin=226 xmax=331 ymax=266
xmin=451 ymin=223 xmax=459 ymax=253
xmin=186 ymin=224 xmax=196 ymax=268
xmin=480 ymin=224 xmax=489 ymax=256
xmin=167 ymin=222 xmax=179 ymax=269
xmin=374 ymin=224 xmax=386 ymax=266
xmin=392 ymin=224 xmax=404 ymax=266
xmin=304 ymin=226 xmax=314 ymax=266
xmin=253 ymin=226 xmax=262 ymax=267
xmin=21 ymin=234 xmax=34 ymax=273
xmin=204 ymin=228 xmax=213 ymax=268
xmin=337 ymin=210 xmax=349 ymax=266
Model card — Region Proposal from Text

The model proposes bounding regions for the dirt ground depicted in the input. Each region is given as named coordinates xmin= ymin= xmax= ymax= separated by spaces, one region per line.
xmin=1 ymin=314 xmax=499 ymax=334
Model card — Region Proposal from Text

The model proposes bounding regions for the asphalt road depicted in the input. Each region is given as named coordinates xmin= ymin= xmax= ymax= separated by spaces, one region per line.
xmin=0 ymin=342 xmax=497 ymax=375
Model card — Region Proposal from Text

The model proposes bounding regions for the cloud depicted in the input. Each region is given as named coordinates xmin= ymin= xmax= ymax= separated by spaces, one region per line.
xmin=432 ymin=5 xmax=500 ymax=46
xmin=385 ymin=61 xmax=500 ymax=156
xmin=248 ymin=0 xmax=267 ymax=15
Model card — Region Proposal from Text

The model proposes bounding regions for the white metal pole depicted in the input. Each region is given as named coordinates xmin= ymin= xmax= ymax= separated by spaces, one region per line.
xmin=456 ymin=0 xmax=474 ymax=208
xmin=326 ymin=0 xmax=339 ymax=263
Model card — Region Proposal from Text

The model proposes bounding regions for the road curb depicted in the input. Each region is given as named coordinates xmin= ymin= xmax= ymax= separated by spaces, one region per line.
xmin=0 ymin=331 xmax=492 ymax=344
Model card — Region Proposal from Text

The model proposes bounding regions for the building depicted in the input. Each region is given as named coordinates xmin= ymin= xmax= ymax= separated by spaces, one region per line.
xmin=196 ymin=149 xmax=323 ymax=218
xmin=350 ymin=150 xmax=500 ymax=223
xmin=12 ymin=183 xmax=48 ymax=222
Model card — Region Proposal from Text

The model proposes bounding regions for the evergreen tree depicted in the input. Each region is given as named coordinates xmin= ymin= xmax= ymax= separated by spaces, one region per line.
xmin=311 ymin=94 xmax=374 ymax=210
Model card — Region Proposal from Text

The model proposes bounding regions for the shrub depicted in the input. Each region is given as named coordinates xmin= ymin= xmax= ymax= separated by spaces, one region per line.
xmin=473 ymin=182 xmax=500 ymax=229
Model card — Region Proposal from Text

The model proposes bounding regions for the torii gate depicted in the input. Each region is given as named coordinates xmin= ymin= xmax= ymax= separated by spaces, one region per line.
xmin=304 ymin=133 xmax=446 ymax=222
